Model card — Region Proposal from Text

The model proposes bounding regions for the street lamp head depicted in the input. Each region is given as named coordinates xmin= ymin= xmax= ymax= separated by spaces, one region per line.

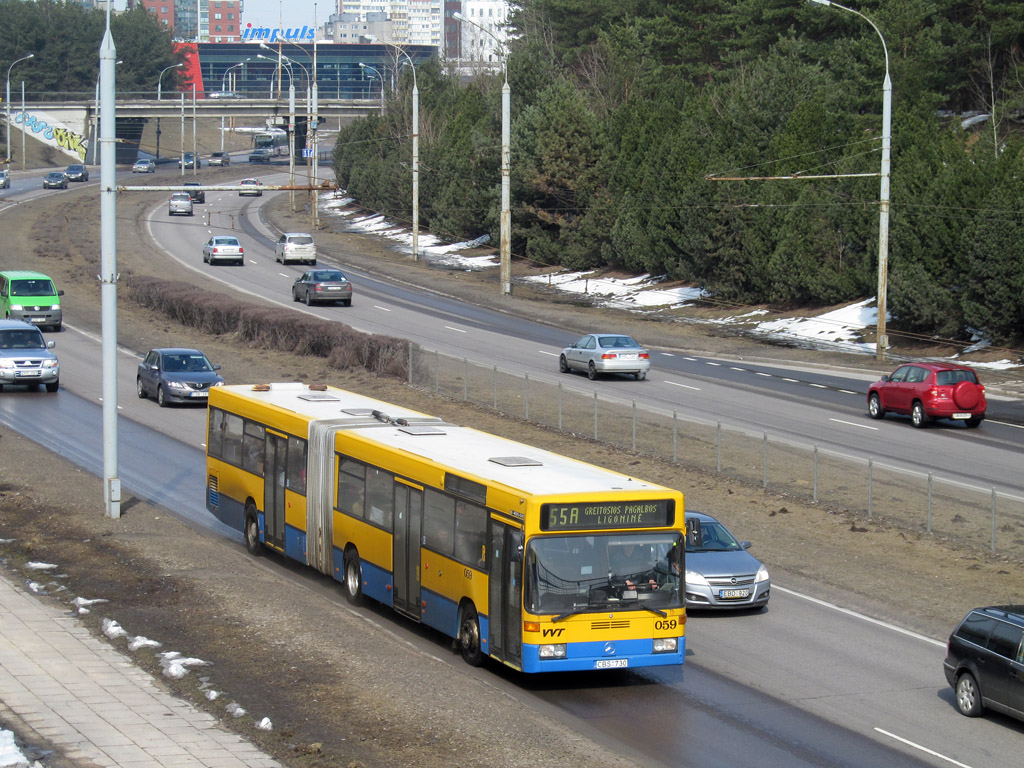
xmin=808 ymin=0 xmax=832 ymax=5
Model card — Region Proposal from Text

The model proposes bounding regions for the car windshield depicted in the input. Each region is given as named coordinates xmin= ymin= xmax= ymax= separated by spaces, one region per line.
xmin=0 ymin=329 xmax=45 ymax=349
xmin=47 ymin=173 xmax=63 ymax=179
xmin=524 ymin=532 xmax=682 ymax=615
xmin=213 ymin=238 xmax=239 ymax=246
xmin=68 ymin=166 xmax=83 ymax=171
xmin=598 ymin=335 xmax=640 ymax=349
xmin=288 ymin=236 xmax=314 ymax=245
xmin=936 ymin=369 xmax=979 ymax=385
xmin=685 ymin=520 xmax=743 ymax=552
xmin=162 ymin=353 xmax=212 ymax=373
xmin=242 ymin=180 xmax=257 ymax=184
xmin=313 ymin=271 xmax=345 ymax=281
xmin=10 ymin=279 xmax=56 ymax=297
xmin=171 ymin=193 xmax=190 ymax=201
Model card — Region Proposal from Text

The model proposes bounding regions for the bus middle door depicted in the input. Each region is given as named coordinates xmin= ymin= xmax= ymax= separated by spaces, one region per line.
xmin=488 ymin=522 xmax=523 ymax=667
xmin=392 ymin=480 xmax=423 ymax=619
xmin=262 ymin=430 xmax=288 ymax=551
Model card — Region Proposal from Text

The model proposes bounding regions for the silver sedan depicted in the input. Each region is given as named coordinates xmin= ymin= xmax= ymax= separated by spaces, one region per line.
xmin=559 ymin=333 xmax=651 ymax=380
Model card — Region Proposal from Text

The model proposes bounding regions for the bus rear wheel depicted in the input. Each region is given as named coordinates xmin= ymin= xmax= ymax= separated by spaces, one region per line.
xmin=458 ymin=604 xmax=483 ymax=667
xmin=244 ymin=504 xmax=262 ymax=556
xmin=344 ymin=549 xmax=365 ymax=606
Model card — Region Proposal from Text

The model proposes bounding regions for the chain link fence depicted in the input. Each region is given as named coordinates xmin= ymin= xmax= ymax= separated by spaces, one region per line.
xmin=406 ymin=343 xmax=1024 ymax=561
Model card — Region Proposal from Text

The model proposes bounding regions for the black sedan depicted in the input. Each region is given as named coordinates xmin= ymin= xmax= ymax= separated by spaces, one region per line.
xmin=248 ymin=148 xmax=273 ymax=163
xmin=292 ymin=269 xmax=353 ymax=306
xmin=136 ymin=347 xmax=224 ymax=407
xmin=42 ymin=172 xmax=68 ymax=189
xmin=65 ymin=164 xmax=89 ymax=182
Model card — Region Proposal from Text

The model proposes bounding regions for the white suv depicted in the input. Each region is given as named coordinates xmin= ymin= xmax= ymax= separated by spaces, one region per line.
xmin=275 ymin=233 xmax=316 ymax=265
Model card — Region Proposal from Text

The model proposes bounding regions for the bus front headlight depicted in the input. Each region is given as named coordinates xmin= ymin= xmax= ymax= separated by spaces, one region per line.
xmin=538 ymin=644 xmax=566 ymax=659
xmin=653 ymin=637 xmax=677 ymax=653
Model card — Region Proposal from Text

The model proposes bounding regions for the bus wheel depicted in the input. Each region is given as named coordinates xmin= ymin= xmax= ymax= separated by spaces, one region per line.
xmin=244 ymin=505 xmax=262 ymax=556
xmin=458 ymin=604 xmax=483 ymax=667
xmin=344 ymin=549 xmax=365 ymax=606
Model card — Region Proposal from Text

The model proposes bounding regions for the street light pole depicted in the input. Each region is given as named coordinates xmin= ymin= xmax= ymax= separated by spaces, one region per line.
xmin=359 ymin=63 xmax=385 ymax=111
xmin=810 ymin=0 xmax=891 ymax=360
xmin=5 ymin=53 xmax=33 ymax=165
xmin=454 ymin=11 xmax=511 ymax=295
xmin=156 ymin=62 xmax=182 ymax=101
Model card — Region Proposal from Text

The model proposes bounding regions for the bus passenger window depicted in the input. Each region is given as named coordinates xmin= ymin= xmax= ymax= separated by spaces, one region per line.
xmin=454 ymin=501 xmax=487 ymax=567
xmin=286 ymin=436 xmax=307 ymax=495
xmin=337 ymin=458 xmax=365 ymax=518
xmin=365 ymin=467 xmax=393 ymax=530
xmin=217 ymin=412 xmax=244 ymax=466
xmin=242 ymin=422 xmax=266 ymax=476
xmin=423 ymin=490 xmax=454 ymax=555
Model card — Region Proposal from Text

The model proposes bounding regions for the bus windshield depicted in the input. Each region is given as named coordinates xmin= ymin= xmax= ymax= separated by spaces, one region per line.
xmin=525 ymin=532 xmax=682 ymax=615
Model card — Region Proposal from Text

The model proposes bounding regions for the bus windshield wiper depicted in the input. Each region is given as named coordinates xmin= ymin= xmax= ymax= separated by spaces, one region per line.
xmin=618 ymin=599 xmax=668 ymax=618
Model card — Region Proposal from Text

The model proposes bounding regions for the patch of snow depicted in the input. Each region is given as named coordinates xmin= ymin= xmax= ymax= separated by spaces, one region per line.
xmin=128 ymin=636 xmax=161 ymax=652
xmin=102 ymin=619 xmax=127 ymax=639
xmin=0 ymin=730 xmax=28 ymax=768
xmin=256 ymin=717 xmax=273 ymax=731
xmin=226 ymin=702 xmax=247 ymax=718
xmin=522 ymin=270 xmax=707 ymax=309
xmin=25 ymin=562 xmax=57 ymax=571
xmin=750 ymin=298 xmax=882 ymax=354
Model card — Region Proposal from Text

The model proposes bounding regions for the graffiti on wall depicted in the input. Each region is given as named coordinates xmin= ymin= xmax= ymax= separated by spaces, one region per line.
xmin=13 ymin=111 xmax=88 ymax=161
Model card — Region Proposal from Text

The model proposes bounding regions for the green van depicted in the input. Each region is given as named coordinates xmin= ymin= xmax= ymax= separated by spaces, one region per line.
xmin=0 ymin=270 xmax=64 ymax=332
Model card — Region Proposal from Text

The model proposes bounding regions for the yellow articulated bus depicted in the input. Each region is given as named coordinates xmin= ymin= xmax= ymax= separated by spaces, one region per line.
xmin=205 ymin=383 xmax=686 ymax=673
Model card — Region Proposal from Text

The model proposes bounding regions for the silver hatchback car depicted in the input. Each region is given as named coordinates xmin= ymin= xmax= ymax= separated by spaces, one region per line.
xmin=684 ymin=511 xmax=770 ymax=610
xmin=168 ymin=192 xmax=193 ymax=216
xmin=559 ymin=333 xmax=651 ymax=380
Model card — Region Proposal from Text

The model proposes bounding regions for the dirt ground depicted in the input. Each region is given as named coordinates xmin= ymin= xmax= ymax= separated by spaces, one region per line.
xmin=2 ymin=167 xmax=1024 ymax=767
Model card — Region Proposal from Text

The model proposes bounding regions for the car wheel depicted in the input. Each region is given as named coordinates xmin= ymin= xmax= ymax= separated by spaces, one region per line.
xmin=203 ymin=253 xmax=208 ymax=263
xmin=956 ymin=672 xmax=983 ymax=717
xmin=310 ymin=259 xmax=317 ymax=266
xmin=291 ymin=288 xmax=300 ymax=302
xmin=868 ymin=393 xmax=886 ymax=420
xmin=559 ymin=355 xmax=570 ymax=374
xmin=966 ymin=415 xmax=984 ymax=428
xmin=157 ymin=385 xmax=168 ymax=408
xmin=343 ymin=299 xmax=352 ymax=307
xmin=458 ymin=604 xmax=483 ymax=667
xmin=344 ymin=548 xmax=365 ymax=606
xmin=305 ymin=291 xmax=313 ymax=306
xmin=635 ymin=371 xmax=647 ymax=381
xmin=587 ymin=361 xmax=598 ymax=381
xmin=244 ymin=503 xmax=262 ymax=556
xmin=236 ymin=259 xmax=244 ymax=266
xmin=911 ymin=401 xmax=928 ymax=428
xmin=45 ymin=380 xmax=59 ymax=393
xmin=136 ymin=378 xmax=147 ymax=399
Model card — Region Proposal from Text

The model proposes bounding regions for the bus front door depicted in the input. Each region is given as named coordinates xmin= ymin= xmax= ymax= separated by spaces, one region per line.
xmin=487 ymin=522 xmax=523 ymax=667
xmin=263 ymin=432 xmax=288 ymax=551
xmin=392 ymin=482 xmax=423 ymax=619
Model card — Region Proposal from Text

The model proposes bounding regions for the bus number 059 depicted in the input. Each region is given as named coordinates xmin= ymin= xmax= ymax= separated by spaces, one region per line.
xmin=654 ymin=619 xmax=677 ymax=631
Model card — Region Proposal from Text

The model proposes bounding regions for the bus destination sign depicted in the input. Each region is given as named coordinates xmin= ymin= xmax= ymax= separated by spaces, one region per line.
xmin=541 ymin=500 xmax=675 ymax=531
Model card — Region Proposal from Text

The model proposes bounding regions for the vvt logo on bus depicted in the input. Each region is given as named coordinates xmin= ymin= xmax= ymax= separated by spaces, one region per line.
xmin=242 ymin=23 xmax=315 ymax=42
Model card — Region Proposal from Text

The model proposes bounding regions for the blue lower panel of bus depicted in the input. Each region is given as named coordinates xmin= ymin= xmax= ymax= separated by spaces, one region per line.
xmin=209 ymin=492 xmax=244 ymax=534
xmin=420 ymin=587 xmax=459 ymax=638
xmin=328 ymin=545 xmax=394 ymax=606
xmin=285 ymin=524 xmax=306 ymax=563
xmin=520 ymin=637 xmax=685 ymax=673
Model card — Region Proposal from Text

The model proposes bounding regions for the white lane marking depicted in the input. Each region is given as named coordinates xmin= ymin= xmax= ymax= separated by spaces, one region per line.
xmin=829 ymin=418 xmax=878 ymax=431
xmin=444 ymin=326 xmax=467 ymax=333
xmin=774 ymin=586 xmax=945 ymax=647
xmin=988 ymin=419 xmax=1024 ymax=430
xmin=665 ymin=381 xmax=701 ymax=391
xmin=683 ymin=357 xmax=697 ymax=361
xmin=374 ymin=305 xmax=392 ymax=311
xmin=755 ymin=372 xmax=772 ymax=377
xmin=730 ymin=366 xmax=744 ymax=371
xmin=707 ymin=362 xmax=722 ymax=366
xmin=874 ymin=728 xmax=973 ymax=768
xmin=810 ymin=383 xmax=826 ymax=388
xmin=278 ymin=273 xmax=290 ymax=278
xmin=839 ymin=389 xmax=857 ymax=394
xmin=782 ymin=377 xmax=799 ymax=382
xmin=538 ymin=350 xmax=558 ymax=357
xmin=660 ymin=352 xmax=675 ymax=357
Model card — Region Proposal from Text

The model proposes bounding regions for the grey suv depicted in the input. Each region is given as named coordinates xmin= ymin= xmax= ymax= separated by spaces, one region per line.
xmin=0 ymin=319 xmax=60 ymax=392
xmin=944 ymin=606 xmax=1024 ymax=723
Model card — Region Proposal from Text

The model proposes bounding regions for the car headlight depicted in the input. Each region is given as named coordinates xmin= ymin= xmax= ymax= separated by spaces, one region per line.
xmin=685 ymin=569 xmax=709 ymax=587
xmin=0 ymin=359 xmax=14 ymax=369
xmin=653 ymin=637 xmax=677 ymax=653
xmin=166 ymin=380 xmax=187 ymax=389
xmin=212 ymin=381 xmax=225 ymax=387
xmin=755 ymin=564 xmax=770 ymax=583
xmin=538 ymin=644 xmax=566 ymax=659
xmin=41 ymin=360 xmax=58 ymax=369
xmin=9 ymin=304 xmax=23 ymax=311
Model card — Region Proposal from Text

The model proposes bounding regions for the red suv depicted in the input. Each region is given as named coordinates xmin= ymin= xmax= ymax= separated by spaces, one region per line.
xmin=868 ymin=362 xmax=986 ymax=428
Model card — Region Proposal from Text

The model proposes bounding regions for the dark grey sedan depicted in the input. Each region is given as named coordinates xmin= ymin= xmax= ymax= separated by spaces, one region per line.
xmin=42 ymin=172 xmax=68 ymax=190
xmin=65 ymin=164 xmax=89 ymax=182
xmin=292 ymin=269 xmax=353 ymax=306
xmin=684 ymin=511 xmax=770 ymax=610
xmin=136 ymin=348 xmax=224 ymax=407
xmin=559 ymin=333 xmax=651 ymax=380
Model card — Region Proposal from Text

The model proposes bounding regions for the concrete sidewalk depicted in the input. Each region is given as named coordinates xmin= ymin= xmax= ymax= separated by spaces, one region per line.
xmin=0 ymin=569 xmax=280 ymax=768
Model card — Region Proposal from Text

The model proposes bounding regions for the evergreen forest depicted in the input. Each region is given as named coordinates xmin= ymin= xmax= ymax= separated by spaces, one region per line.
xmin=332 ymin=1 xmax=1024 ymax=345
